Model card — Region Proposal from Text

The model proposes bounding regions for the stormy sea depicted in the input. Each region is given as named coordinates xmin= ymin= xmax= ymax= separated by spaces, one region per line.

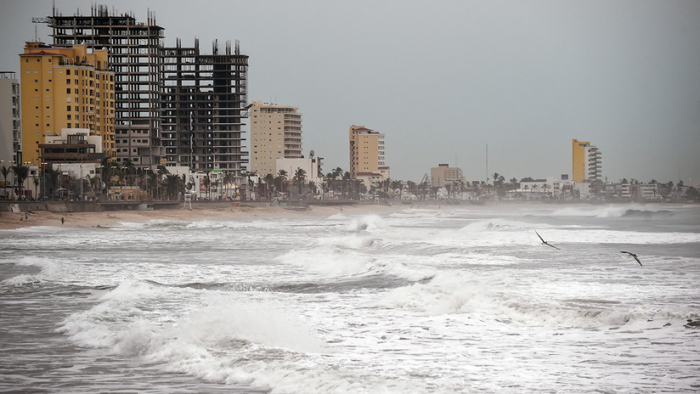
xmin=1 ymin=203 xmax=699 ymax=393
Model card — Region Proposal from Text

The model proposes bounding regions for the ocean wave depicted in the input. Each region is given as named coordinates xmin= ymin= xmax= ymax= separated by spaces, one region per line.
xmin=458 ymin=218 xmax=535 ymax=233
xmin=550 ymin=204 xmax=676 ymax=218
xmin=14 ymin=256 xmax=60 ymax=272
xmin=345 ymin=214 xmax=386 ymax=232
xmin=376 ymin=272 xmax=691 ymax=329
xmin=276 ymin=245 xmax=435 ymax=283
xmin=276 ymin=248 xmax=377 ymax=277
xmin=315 ymin=234 xmax=377 ymax=249
xmin=0 ymin=273 xmax=43 ymax=287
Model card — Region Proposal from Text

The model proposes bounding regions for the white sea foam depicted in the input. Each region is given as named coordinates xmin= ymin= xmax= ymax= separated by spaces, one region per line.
xmin=276 ymin=248 xmax=374 ymax=277
xmin=549 ymin=203 xmax=671 ymax=218
xmin=4 ymin=204 xmax=699 ymax=393
xmin=346 ymin=214 xmax=386 ymax=232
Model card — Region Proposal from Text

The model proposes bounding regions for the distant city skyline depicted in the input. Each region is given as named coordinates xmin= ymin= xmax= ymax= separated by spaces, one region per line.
xmin=1 ymin=0 xmax=698 ymax=184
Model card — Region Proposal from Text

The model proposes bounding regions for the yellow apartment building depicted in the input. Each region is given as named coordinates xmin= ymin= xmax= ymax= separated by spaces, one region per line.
xmin=20 ymin=42 xmax=115 ymax=167
xmin=349 ymin=125 xmax=389 ymax=187
xmin=572 ymin=139 xmax=602 ymax=183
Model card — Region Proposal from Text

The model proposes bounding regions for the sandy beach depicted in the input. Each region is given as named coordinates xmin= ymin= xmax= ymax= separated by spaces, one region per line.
xmin=0 ymin=203 xmax=413 ymax=230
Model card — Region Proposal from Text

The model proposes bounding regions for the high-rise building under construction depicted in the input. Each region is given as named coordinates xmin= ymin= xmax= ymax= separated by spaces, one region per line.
xmin=162 ymin=39 xmax=248 ymax=174
xmin=45 ymin=4 xmax=249 ymax=181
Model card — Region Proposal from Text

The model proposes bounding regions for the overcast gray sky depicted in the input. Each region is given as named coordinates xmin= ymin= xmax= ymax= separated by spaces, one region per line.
xmin=2 ymin=0 xmax=699 ymax=184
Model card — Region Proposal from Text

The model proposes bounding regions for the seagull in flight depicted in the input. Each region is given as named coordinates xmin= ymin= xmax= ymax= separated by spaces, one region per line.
xmin=535 ymin=231 xmax=560 ymax=250
xmin=620 ymin=251 xmax=643 ymax=266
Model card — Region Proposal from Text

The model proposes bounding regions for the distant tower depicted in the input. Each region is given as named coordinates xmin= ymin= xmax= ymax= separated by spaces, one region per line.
xmin=249 ymin=100 xmax=302 ymax=176
xmin=348 ymin=125 xmax=389 ymax=187
xmin=572 ymin=139 xmax=602 ymax=183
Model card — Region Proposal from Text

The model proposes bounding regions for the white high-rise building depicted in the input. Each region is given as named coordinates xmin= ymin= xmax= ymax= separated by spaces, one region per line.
xmin=0 ymin=72 xmax=21 ymax=165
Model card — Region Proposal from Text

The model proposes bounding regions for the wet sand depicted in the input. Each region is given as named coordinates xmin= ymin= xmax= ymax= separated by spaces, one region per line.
xmin=0 ymin=203 xmax=412 ymax=230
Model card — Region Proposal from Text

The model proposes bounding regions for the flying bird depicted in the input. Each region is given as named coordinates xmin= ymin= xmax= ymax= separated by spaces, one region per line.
xmin=535 ymin=231 xmax=560 ymax=250
xmin=620 ymin=251 xmax=643 ymax=266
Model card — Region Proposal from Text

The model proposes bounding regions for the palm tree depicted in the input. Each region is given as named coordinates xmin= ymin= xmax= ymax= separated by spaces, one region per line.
xmin=419 ymin=180 xmax=429 ymax=200
xmin=391 ymin=179 xmax=403 ymax=200
xmin=122 ymin=159 xmax=136 ymax=186
xmin=333 ymin=167 xmax=343 ymax=180
xmin=264 ymin=173 xmax=275 ymax=199
xmin=293 ymin=167 xmax=307 ymax=199
xmin=11 ymin=164 xmax=29 ymax=200
xmin=33 ymin=176 xmax=40 ymax=199
xmin=1 ymin=166 xmax=10 ymax=198
xmin=44 ymin=166 xmax=61 ymax=199
xmin=370 ymin=180 xmax=382 ymax=197
xmin=223 ymin=171 xmax=235 ymax=199
xmin=203 ymin=174 xmax=211 ymax=200
xmin=276 ymin=169 xmax=288 ymax=197
xmin=163 ymin=174 xmax=184 ymax=200
xmin=147 ymin=173 xmax=160 ymax=199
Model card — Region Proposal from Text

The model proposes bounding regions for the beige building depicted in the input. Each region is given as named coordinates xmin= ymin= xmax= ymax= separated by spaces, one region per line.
xmin=249 ymin=100 xmax=302 ymax=176
xmin=20 ymin=42 xmax=115 ymax=167
xmin=430 ymin=164 xmax=466 ymax=187
xmin=349 ymin=125 xmax=389 ymax=187
xmin=0 ymin=72 xmax=21 ymax=165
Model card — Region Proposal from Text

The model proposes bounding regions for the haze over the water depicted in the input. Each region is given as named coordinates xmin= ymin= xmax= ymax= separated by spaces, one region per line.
xmin=1 ymin=0 xmax=698 ymax=183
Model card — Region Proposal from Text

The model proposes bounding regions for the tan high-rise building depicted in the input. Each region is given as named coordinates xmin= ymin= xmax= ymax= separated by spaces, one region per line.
xmin=249 ymin=100 xmax=302 ymax=176
xmin=349 ymin=125 xmax=389 ymax=187
xmin=431 ymin=164 xmax=466 ymax=187
xmin=20 ymin=42 xmax=115 ymax=166
xmin=572 ymin=139 xmax=602 ymax=183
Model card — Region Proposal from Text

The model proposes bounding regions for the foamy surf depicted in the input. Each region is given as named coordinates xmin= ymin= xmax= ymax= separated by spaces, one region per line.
xmin=2 ymin=204 xmax=698 ymax=393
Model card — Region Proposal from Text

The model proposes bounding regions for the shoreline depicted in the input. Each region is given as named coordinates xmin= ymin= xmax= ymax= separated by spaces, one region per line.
xmin=0 ymin=202 xmax=412 ymax=230
xmin=1 ymin=200 xmax=691 ymax=230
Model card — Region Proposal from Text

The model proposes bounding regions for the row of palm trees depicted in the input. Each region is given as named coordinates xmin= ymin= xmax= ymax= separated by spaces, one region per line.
xmin=100 ymin=160 xmax=186 ymax=200
xmin=0 ymin=164 xmax=30 ymax=200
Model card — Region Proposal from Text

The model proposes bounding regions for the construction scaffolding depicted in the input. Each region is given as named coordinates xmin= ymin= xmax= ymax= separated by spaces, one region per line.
xmin=161 ymin=38 xmax=249 ymax=183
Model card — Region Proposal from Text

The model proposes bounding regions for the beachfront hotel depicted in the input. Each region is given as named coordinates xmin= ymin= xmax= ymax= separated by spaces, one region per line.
xmin=348 ymin=125 xmax=389 ymax=188
xmin=249 ymin=100 xmax=302 ymax=176
xmin=572 ymin=139 xmax=602 ymax=183
xmin=19 ymin=42 xmax=115 ymax=167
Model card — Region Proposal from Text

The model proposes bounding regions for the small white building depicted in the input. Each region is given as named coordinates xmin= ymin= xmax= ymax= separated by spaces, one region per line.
xmin=275 ymin=156 xmax=323 ymax=186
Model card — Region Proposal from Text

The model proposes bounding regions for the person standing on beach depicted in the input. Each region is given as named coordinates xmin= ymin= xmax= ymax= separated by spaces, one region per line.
xmin=61 ymin=217 xmax=64 ymax=225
